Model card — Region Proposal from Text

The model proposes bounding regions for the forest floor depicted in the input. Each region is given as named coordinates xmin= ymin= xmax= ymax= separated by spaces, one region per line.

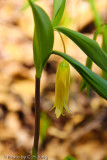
xmin=0 ymin=0 xmax=107 ymax=160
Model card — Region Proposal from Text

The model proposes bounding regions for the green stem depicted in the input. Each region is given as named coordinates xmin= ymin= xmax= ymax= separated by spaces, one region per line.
xmin=54 ymin=29 xmax=66 ymax=54
xmin=58 ymin=31 xmax=66 ymax=54
xmin=32 ymin=77 xmax=40 ymax=160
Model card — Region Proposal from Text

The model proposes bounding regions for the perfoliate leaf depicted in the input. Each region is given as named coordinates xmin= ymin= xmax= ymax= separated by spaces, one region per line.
xmin=55 ymin=26 xmax=107 ymax=73
xmin=29 ymin=0 xmax=54 ymax=78
xmin=53 ymin=51 xmax=107 ymax=100
xmin=52 ymin=0 xmax=66 ymax=27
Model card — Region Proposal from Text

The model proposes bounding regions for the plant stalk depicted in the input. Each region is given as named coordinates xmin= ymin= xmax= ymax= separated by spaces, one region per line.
xmin=32 ymin=77 xmax=40 ymax=160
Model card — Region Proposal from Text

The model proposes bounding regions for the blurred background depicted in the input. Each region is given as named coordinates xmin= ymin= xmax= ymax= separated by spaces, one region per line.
xmin=0 ymin=0 xmax=107 ymax=160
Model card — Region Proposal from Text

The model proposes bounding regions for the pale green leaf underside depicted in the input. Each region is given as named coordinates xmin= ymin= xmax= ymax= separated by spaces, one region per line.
xmin=55 ymin=26 xmax=107 ymax=73
xmin=52 ymin=0 xmax=63 ymax=20
xmin=52 ymin=0 xmax=66 ymax=27
xmin=53 ymin=51 xmax=107 ymax=100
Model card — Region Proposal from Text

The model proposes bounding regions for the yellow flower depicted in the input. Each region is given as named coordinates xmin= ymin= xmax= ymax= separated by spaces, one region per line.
xmin=51 ymin=60 xmax=72 ymax=118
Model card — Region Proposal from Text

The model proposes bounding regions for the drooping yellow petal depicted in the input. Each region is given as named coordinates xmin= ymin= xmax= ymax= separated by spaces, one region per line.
xmin=51 ymin=60 xmax=71 ymax=118
xmin=54 ymin=81 xmax=66 ymax=118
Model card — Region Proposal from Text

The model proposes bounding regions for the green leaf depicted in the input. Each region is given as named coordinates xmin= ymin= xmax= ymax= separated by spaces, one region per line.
xmin=40 ymin=112 xmax=51 ymax=142
xmin=89 ymin=0 xmax=102 ymax=28
xmin=80 ymin=57 xmax=92 ymax=91
xmin=52 ymin=0 xmax=66 ymax=27
xmin=102 ymin=25 xmax=107 ymax=52
xmin=80 ymin=25 xmax=105 ymax=92
xmin=102 ymin=25 xmax=107 ymax=80
xmin=29 ymin=0 xmax=54 ymax=78
xmin=60 ymin=9 xmax=72 ymax=27
xmin=55 ymin=26 xmax=107 ymax=73
xmin=21 ymin=0 xmax=37 ymax=11
xmin=53 ymin=50 xmax=107 ymax=100
xmin=32 ymin=146 xmax=37 ymax=160
xmin=64 ymin=156 xmax=76 ymax=160
xmin=102 ymin=71 xmax=107 ymax=81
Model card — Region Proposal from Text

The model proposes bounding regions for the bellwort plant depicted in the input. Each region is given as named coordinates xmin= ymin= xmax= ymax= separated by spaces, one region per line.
xmin=26 ymin=0 xmax=107 ymax=159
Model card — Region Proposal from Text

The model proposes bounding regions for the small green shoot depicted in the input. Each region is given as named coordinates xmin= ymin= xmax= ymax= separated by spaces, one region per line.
xmin=64 ymin=156 xmax=76 ymax=160
xmin=21 ymin=0 xmax=37 ymax=11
